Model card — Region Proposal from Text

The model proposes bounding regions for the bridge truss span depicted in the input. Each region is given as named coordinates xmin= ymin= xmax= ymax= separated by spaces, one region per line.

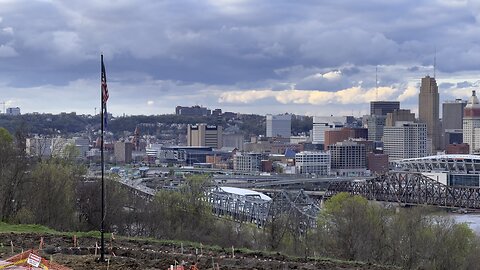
xmin=326 ymin=172 xmax=480 ymax=210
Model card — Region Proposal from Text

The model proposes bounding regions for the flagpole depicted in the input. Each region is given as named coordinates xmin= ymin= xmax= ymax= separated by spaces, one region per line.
xmin=100 ymin=54 xmax=106 ymax=262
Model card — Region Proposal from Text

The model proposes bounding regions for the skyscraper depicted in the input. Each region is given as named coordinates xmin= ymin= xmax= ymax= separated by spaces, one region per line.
xmin=463 ymin=91 xmax=480 ymax=153
xmin=266 ymin=114 xmax=291 ymax=138
xmin=443 ymin=99 xmax=467 ymax=130
xmin=367 ymin=101 xmax=399 ymax=143
xmin=418 ymin=75 xmax=440 ymax=152
xmin=366 ymin=115 xmax=386 ymax=141
xmin=370 ymin=101 xmax=400 ymax=116
xmin=385 ymin=109 xmax=416 ymax=127
xmin=443 ymin=99 xmax=467 ymax=149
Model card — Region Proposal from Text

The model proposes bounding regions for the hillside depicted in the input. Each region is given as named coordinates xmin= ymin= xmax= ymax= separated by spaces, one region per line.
xmin=0 ymin=223 xmax=395 ymax=270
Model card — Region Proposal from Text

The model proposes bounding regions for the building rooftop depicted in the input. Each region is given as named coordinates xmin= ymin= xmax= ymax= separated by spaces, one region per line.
xmin=218 ymin=186 xmax=271 ymax=201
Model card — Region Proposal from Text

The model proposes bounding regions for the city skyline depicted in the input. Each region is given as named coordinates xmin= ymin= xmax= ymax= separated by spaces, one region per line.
xmin=1 ymin=1 xmax=480 ymax=116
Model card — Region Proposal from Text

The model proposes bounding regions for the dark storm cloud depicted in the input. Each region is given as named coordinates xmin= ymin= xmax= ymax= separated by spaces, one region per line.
xmin=0 ymin=0 xmax=479 ymax=115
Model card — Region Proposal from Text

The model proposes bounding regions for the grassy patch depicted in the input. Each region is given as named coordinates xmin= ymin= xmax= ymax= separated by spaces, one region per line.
xmin=0 ymin=222 xmax=58 ymax=234
xmin=0 ymin=222 xmax=101 ymax=238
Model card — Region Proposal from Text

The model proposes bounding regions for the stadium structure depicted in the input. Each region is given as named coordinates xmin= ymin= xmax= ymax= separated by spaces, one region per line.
xmin=394 ymin=154 xmax=480 ymax=187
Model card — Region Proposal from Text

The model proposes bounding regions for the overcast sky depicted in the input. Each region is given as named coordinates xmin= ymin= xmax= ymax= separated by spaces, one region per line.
xmin=1 ymin=0 xmax=480 ymax=117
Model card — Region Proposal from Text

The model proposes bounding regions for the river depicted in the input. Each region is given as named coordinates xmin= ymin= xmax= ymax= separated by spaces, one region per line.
xmin=451 ymin=214 xmax=480 ymax=234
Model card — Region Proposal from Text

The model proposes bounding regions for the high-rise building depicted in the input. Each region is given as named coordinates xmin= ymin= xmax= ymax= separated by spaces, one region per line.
xmin=324 ymin=127 xmax=368 ymax=148
xmin=187 ymin=124 xmax=223 ymax=149
xmin=114 ymin=141 xmax=133 ymax=163
xmin=419 ymin=75 xmax=441 ymax=152
xmin=266 ymin=114 xmax=291 ymax=138
xmin=295 ymin=151 xmax=331 ymax=176
xmin=312 ymin=116 xmax=348 ymax=145
xmin=329 ymin=140 xmax=368 ymax=176
xmin=443 ymin=99 xmax=467 ymax=130
xmin=383 ymin=122 xmax=427 ymax=161
xmin=444 ymin=129 xmax=463 ymax=145
xmin=329 ymin=141 xmax=366 ymax=170
xmin=463 ymin=91 xmax=480 ymax=153
xmin=233 ymin=152 xmax=263 ymax=172
xmin=443 ymin=99 xmax=467 ymax=149
xmin=385 ymin=109 xmax=416 ymax=127
xmin=366 ymin=115 xmax=386 ymax=141
xmin=370 ymin=101 xmax=400 ymax=116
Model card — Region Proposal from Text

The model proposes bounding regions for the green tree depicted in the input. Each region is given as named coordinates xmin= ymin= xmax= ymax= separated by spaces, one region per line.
xmin=0 ymin=128 xmax=28 ymax=221
xmin=21 ymin=161 xmax=77 ymax=230
xmin=319 ymin=193 xmax=388 ymax=262
xmin=148 ymin=175 xmax=214 ymax=242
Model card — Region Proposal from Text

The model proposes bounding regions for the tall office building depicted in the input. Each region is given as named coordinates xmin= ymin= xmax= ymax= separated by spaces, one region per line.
xmin=370 ymin=101 xmax=400 ymax=116
xmin=463 ymin=91 xmax=480 ymax=153
xmin=366 ymin=115 xmax=386 ymax=141
xmin=312 ymin=116 xmax=348 ymax=145
xmin=418 ymin=75 xmax=440 ymax=152
xmin=114 ymin=141 xmax=133 ymax=163
xmin=329 ymin=141 xmax=366 ymax=170
xmin=187 ymin=124 xmax=223 ymax=149
xmin=266 ymin=114 xmax=291 ymax=138
xmin=443 ymin=99 xmax=467 ymax=149
xmin=383 ymin=122 xmax=427 ymax=161
xmin=385 ymin=109 xmax=416 ymax=127
xmin=324 ymin=127 xmax=368 ymax=148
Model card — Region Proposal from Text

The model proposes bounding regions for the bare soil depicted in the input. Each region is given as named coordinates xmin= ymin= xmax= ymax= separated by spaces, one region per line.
xmin=0 ymin=233 xmax=395 ymax=270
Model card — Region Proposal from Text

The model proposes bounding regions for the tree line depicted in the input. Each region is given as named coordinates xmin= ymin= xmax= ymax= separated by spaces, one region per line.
xmin=1 ymin=126 xmax=479 ymax=269
xmin=0 ymin=113 xmax=314 ymax=139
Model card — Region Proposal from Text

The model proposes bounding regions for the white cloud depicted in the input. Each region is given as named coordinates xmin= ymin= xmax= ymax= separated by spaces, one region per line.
xmin=218 ymin=86 xmax=398 ymax=105
xmin=322 ymin=70 xmax=342 ymax=80
xmin=304 ymin=70 xmax=341 ymax=81
xmin=397 ymin=83 xmax=418 ymax=101
xmin=147 ymin=100 xmax=154 ymax=106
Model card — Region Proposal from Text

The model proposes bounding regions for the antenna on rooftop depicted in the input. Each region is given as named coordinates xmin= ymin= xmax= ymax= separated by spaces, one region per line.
xmin=434 ymin=47 xmax=437 ymax=79
xmin=375 ymin=66 xmax=378 ymax=101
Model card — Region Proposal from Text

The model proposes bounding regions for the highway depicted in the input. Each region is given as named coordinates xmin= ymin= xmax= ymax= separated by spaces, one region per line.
xmin=214 ymin=175 xmax=372 ymax=189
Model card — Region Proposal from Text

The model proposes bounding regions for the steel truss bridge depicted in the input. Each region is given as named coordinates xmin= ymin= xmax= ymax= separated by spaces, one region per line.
xmin=208 ymin=187 xmax=320 ymax=227
xmin=326 ymin=172 xmax=480 ymax=210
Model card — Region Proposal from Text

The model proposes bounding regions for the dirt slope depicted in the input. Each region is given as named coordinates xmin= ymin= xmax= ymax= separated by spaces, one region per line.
xmin=0 ymin=233 xmax=396 ymax=270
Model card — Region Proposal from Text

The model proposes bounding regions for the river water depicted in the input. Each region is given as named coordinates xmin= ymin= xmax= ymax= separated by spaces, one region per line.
xmin=451 ymin=214 xmax=480 ymax=234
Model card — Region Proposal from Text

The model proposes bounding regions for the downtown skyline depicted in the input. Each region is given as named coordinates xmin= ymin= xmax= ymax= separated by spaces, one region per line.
xmin=0 ymin=0 xmax=480 ymax=116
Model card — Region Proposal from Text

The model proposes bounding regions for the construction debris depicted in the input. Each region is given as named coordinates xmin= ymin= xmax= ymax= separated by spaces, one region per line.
xmin=0 ymin=249 xmax=71 ymax=270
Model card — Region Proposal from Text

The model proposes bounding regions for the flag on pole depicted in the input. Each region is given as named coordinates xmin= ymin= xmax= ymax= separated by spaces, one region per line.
xmin=101 ymin=55 xmax=109 ymax=127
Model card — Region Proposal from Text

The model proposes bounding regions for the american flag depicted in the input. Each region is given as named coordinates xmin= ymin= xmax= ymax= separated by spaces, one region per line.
xmin=101 ymin=57 xmax=109 ymax=104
